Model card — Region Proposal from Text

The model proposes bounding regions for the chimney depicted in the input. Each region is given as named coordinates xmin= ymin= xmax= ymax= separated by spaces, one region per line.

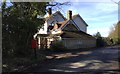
xmin=67 ymin=10 xmax=72 ymax=20
xmin=48 ymin=8 xmax=52 ymax=16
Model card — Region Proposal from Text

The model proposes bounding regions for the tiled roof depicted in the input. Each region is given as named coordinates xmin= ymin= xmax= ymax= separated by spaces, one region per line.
xmin=61 ymin=31 xmax=95 ymax=39
xmin=72 ymin=14 xmax=88 ymax=26
xmin=54 ymin=14 xmax=88 ymax=30
xmin=45 ymin=11 xmax=88 ymax=29
xmin=45 ymin=11 xmax=66 ymax=21
xmin=57 ymin=19 xmax=80 ymax=31
xmin=57 ymin=20 xmax=69 ymax=29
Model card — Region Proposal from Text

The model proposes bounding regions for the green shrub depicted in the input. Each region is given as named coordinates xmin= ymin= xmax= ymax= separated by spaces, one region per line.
xmin=102 ymin=37 xmax=120 ymax=46
xmin=96 ymin=37 xmax=105 ymax=47
xmin=50 ymin=41 xmax=66 ymax=51
xmin=113 ymin=38 xmax=120 ymax=45
xmin=102 ymin=38 xmax=112 ymax=46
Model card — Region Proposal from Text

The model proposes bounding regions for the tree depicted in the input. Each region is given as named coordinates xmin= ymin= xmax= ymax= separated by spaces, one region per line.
xmin=46 ymin=1 xmax=71 ymax=11
xmin=93 ymin=32 xmax=101 ymax=38
xmin=2 ymin=1 xmax=71 ymax=72
xmin=2 ymin=1 xmax=71 ymax=57
xmin=108 ymin=21 xmax=120 ymax=44
xmin=93 ymin=32 xmax=105 ymax=47
xmin=2 ymin=2 xmax=47 ymax=57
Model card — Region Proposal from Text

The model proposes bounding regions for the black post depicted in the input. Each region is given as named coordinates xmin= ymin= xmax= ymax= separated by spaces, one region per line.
xmin=34 ymin=48 xmax=37 ymax=59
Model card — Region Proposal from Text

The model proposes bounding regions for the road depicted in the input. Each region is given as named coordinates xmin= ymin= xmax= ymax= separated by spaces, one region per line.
xmin=23 ymin=45 xmax=120 ymax=73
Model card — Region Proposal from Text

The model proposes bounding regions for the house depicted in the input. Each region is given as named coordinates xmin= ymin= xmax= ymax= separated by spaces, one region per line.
xmin=34 ymin=8 xmax=96 ymax=49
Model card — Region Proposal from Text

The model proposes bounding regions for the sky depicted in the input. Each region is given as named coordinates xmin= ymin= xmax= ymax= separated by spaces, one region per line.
xmin=51 ymin=0 xmax=119 ymax=37
xmin=2 ymin=0 xmax=120 ymax=37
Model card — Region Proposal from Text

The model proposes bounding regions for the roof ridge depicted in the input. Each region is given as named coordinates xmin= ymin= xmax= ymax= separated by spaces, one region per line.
xmin=54 ymin=11 xmax=61 ymax=14
xmin=46 ymin=11 xmax=66 ymax=21
xmin=72 ymin=14 xmax=88 ymax=26
xmin=72 ymin=14 xmax=79 ymax=19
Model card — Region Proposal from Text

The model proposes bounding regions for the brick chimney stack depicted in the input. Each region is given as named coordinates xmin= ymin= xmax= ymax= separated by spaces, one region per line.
xmin=67 ymin=10 xmax=72 ymax=20
xmin=48 ymin=8 xmax=52 ymax=16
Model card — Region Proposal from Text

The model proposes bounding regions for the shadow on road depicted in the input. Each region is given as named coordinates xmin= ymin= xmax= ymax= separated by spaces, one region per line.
xmin=22 ymin=46 xmax=120 ymax=73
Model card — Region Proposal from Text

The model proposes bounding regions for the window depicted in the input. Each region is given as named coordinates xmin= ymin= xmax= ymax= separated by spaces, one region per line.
xmin=50 ymin=21 xmax=55 ymax=26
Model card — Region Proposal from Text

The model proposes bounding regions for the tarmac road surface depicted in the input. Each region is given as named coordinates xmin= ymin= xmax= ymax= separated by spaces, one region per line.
xmin=23 ymin=45 xmax=120 ymax=73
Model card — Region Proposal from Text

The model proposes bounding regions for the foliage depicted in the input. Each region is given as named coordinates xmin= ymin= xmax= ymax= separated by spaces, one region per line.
xmin=93 ymin=32 xmax=105 ymax=47
xmin=2 ymin=1 xmax=71 ymax=57
xmin=93 ymin=32 xmax=101 ymax=38
xmin=50 ymin=41 xmax=66 ymax=51
xmin=2 ymin=2 xmax=47 ymax=57
xmin=108 ymin=21 xmax=120 ymax=44
xmin=2 ymin=1 xmax=71 ymax=72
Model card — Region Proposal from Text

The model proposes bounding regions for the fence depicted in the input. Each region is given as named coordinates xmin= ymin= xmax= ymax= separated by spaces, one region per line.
xmin=62 ymin=38 xmax=96 ymax=49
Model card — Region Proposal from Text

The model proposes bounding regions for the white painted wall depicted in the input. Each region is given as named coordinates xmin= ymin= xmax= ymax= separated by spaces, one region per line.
xmin=73 ymin=16 xmax=87 ymax=32
xmin=38 ymin=21 xmax=47 ymax=34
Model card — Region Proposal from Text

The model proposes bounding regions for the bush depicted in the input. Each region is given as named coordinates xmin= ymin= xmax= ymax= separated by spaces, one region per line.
xmin=96 ymin=37 xmax=105 ymax=47
xmin=105 ymin=38 xmax=120 ymax=45
xmin=50 ymin=41 xmax=66 ymax=51
xmin=114 ymin=38 xmax=120 ymax=44
xmin=102 ymin=38 xmax=112 ymax=46
xmin=102 ymin=37 xmax=120 ymax=46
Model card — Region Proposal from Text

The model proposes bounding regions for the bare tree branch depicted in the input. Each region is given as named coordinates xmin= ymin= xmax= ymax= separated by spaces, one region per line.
xmin=46 ymin=2 xmax=71 ymax=7
xmin=46 ymin=1 xmax=71 ymax=14
xmin=111 ymin=0 xmax=119 ymax=4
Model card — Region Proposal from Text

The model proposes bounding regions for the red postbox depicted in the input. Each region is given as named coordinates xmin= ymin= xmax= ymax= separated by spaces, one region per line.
xmin=31 ymin=38 xmax=38 ymax=49
xmin=31 ymin=38 xmax=38 ymax=59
